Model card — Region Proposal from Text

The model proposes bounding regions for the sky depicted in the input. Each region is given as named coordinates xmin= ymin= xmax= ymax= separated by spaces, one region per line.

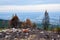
xmin=0 ymin=0 xmax=60 ymax=5
xmin=0 ymin=4 xmax=60 ymax=12
xmin=0 ymin=0 xmax=60 ymax=24
xmin=0 ymin=0 xmax=60 ymax=12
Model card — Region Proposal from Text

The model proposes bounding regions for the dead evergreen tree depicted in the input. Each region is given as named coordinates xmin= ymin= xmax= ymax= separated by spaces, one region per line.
xmin=10 ymin=14 xmax=19 ymax=28
xmin=25 ymin=19 xmax=33 ymax=28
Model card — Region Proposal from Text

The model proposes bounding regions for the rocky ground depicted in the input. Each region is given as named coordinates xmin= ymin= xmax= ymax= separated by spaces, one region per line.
xmin=0 ymin=28 xmax=60 ymax=40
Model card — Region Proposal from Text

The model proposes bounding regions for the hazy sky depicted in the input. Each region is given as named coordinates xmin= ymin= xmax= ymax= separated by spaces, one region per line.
xmin=0 ymin=0 xmax=60 ymax=12
xmin=0 ymin=4 xmax=60 ymax=12
xmin=0 ymin=0 xmax=60 ymax=24
xmin=0 ymin=0 xmax=60 ymax=5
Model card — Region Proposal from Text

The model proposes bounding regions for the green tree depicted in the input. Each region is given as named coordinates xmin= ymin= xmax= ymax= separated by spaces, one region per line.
xmin=33 ymin=23 xmax=37 ymax=29
xmin=56 ymin=27 xmax=60 ymax=34
xmin=42 ymin=10 xmax=50 ymax=30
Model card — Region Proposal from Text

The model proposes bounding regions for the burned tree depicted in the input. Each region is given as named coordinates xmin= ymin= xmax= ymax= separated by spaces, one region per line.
xmin=10 ymin=14 xmax=19 ymax=28
xmin=25 ymin=19 xmax=33 ymax=28
xmin=42 ymin=10 xmax=50 ymax=30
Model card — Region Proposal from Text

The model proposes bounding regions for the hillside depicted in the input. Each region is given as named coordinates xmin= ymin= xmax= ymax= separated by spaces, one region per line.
xmin=0 ymin=19 xmax=9 ymax=28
